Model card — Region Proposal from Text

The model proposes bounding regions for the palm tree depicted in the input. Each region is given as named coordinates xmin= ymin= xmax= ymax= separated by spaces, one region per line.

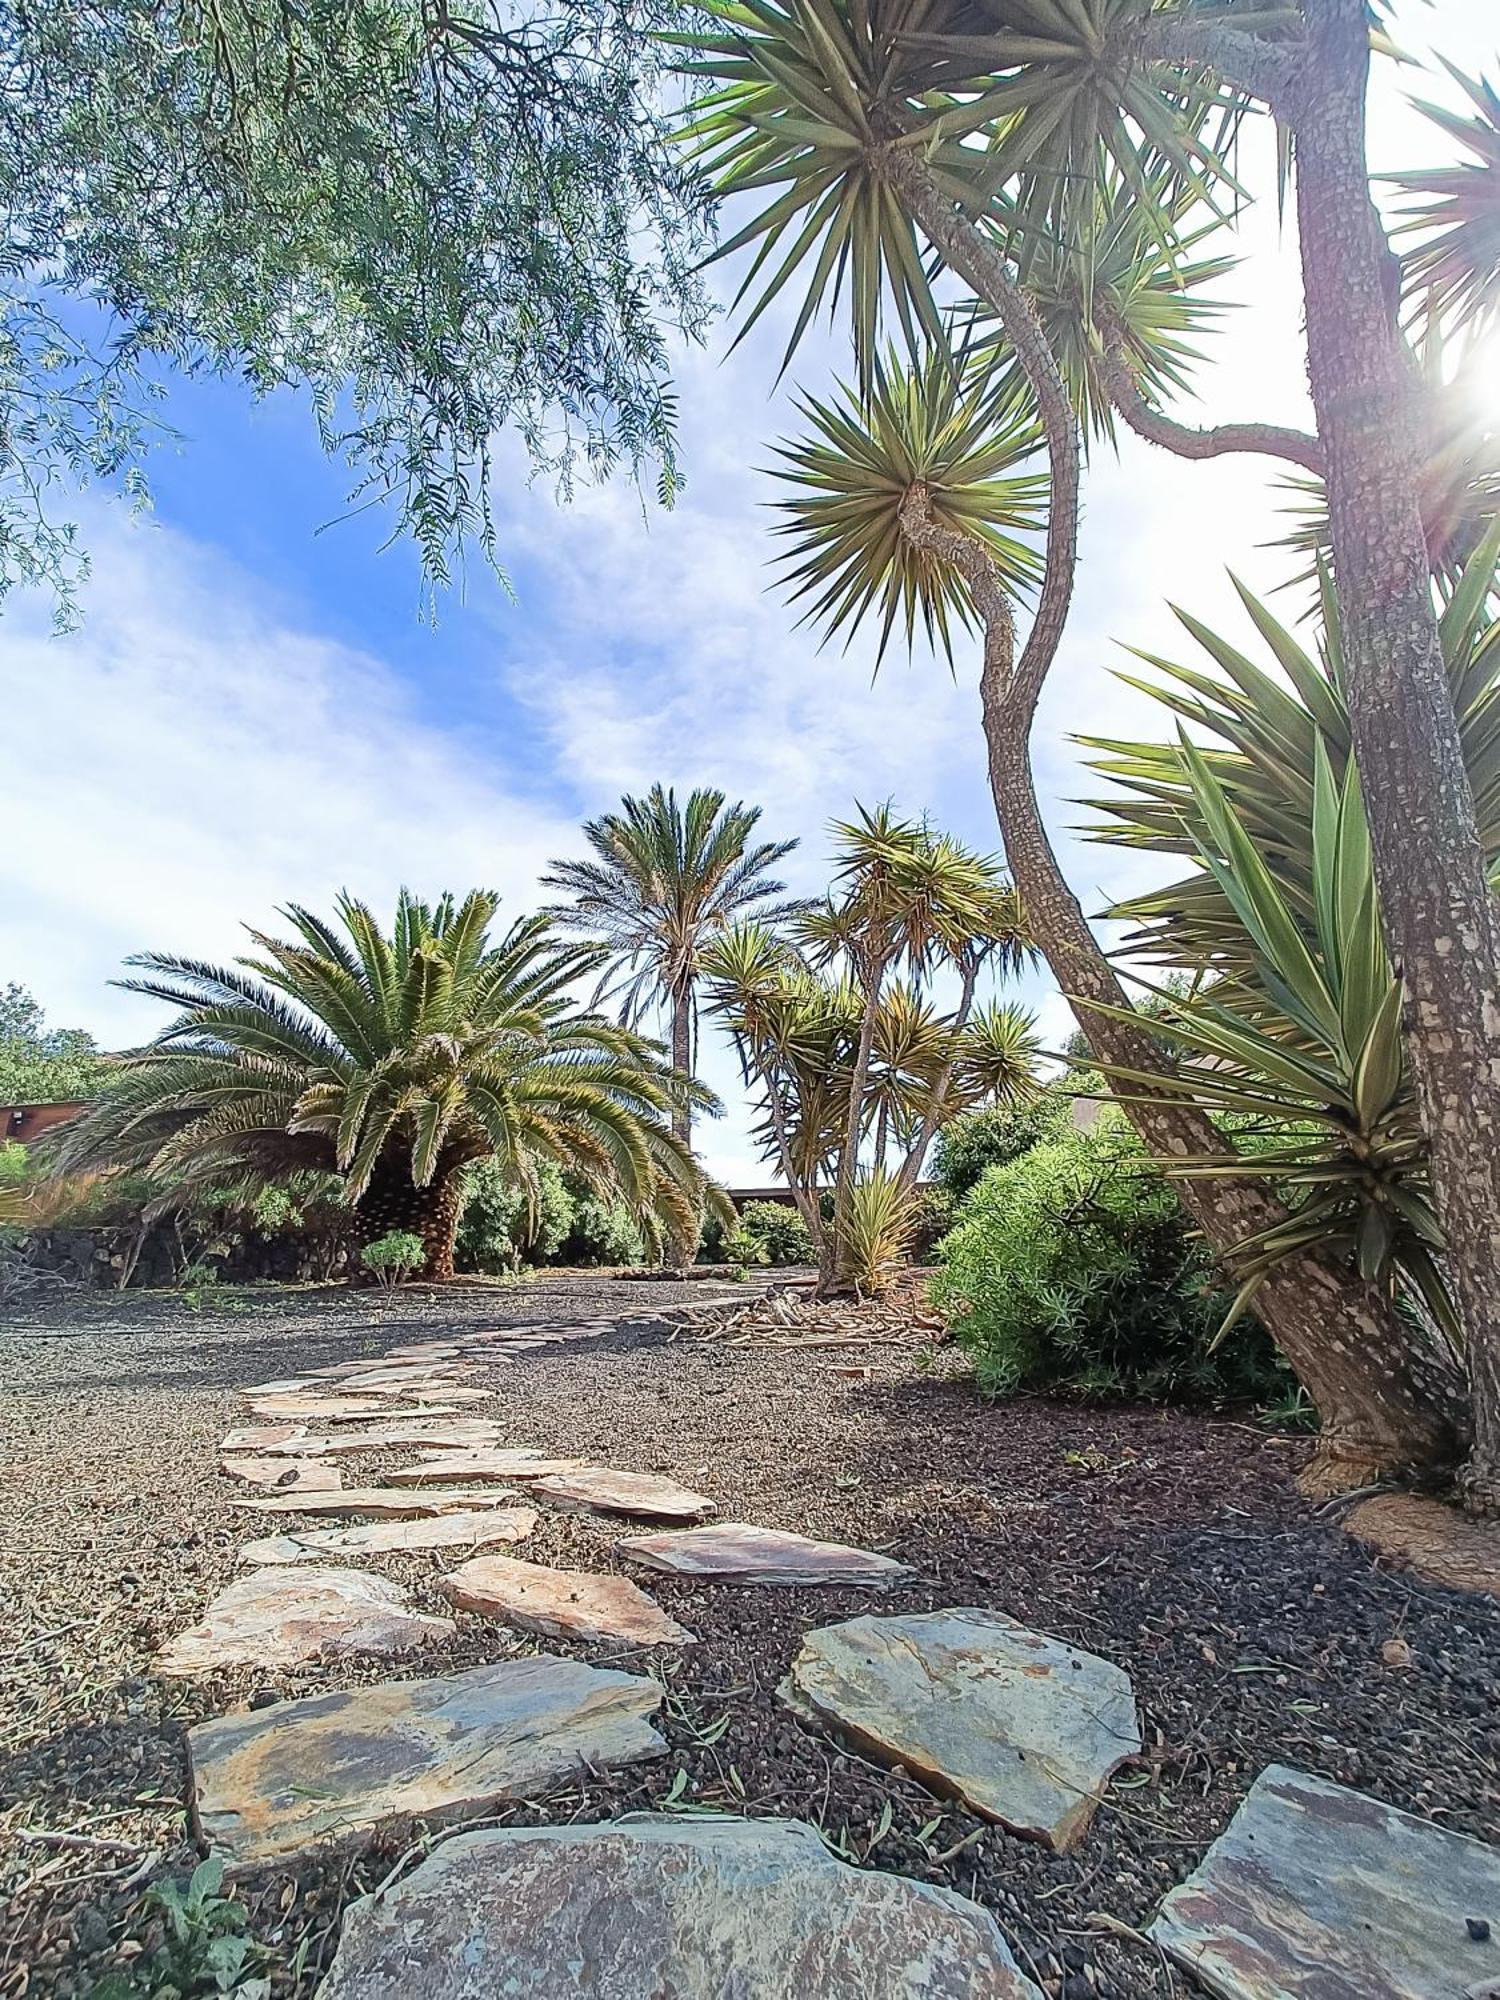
xmin=50 ymin=890 xmax=714 ymax=1279
xmin=543 ymin=785 xmax=805 ymax=1254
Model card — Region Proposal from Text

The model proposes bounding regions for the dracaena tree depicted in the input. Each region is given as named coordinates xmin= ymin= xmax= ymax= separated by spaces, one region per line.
xmin=677 ymin=0 xmax=1500 ymax=1503
xmin=49 ymin=890 xmax=715 ymax=1279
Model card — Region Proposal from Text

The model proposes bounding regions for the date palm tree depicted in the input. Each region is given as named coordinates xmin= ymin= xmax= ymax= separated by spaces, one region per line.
xmin=543 ymin=786 xmax=805 ymax=1261
xmin=51 ymin=890 xmax=715 ymax=1279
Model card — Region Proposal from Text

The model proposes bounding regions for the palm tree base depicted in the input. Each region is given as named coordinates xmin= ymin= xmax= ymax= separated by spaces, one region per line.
xmin=354 ymin=1160 xmax=463 ymax=1282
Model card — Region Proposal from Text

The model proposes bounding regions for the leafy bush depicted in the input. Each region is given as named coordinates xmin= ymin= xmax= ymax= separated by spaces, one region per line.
xmin=89 ymin=1856 xmax=268 ymax=1999
xmin=456 ymin=1159 xmax=573 ymax=1273
xmin=931 ymin=1111 xmax=1282 ymax=1404
xmin=908 ymin=1183 xmax=957 ymax=1260
xmin=361 ymin=1230 xmax=426 ymax=1287
xmin=734 ymin=1199 xmax=813 ymax=1266
xmin=556 ymin=1183 xmax=645 ymax=1266
xmin=932 ymin=1095 xmax=1071 ymax=1203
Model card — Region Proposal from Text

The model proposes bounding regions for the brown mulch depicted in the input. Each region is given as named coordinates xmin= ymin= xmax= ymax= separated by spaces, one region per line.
xmin=2 ymin=1276 xmax=1498 ymax=1999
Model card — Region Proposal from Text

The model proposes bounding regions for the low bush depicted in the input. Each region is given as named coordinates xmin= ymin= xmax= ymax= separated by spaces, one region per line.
xmin=931 ymin=1095 xmax=1071 ymax=1203
xmin=931 ymin=1110 xmax=1282 ymax=1404
xmin=456 ymin=1158 xmax=573 ymax=1273
xmin=556 ymin=1185 xmax=645 ymax=1267
xmin=732 ymin=1199 xmax=813 ymax=1266
xmin=361 ymin=1230 xmax=426 ymax=1287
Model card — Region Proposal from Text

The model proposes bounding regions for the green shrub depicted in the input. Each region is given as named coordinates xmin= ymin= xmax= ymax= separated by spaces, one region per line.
xmin=0 ymin=1141 xmax=27 ymax=1189
xmin=361 ymin=1230 xmax=426 ymax=1287
xmin=931 ymin=1110 xmax=1282 ymax=1404
xmin=735 ymin=1199 xmax=813 ymax=1266
xmin=932 ymin=1095 xmax=1071 ymax=1203
xmin=556 ymin=1184 xmax=644 ymax=1266
xmin=908 ymin=1183 xmax=957 ymax=1260
xmin=456 ymin=1158 xmax=573 ymax=1273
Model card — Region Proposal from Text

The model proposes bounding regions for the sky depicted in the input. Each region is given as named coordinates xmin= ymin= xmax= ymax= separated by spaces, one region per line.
xmin=2 ymin=1 xmax=1495 ymax=1183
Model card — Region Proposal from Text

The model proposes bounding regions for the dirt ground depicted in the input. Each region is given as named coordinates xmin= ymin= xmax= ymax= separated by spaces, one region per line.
xmin=3 ymin=1276 xmax=1498 ymax=1998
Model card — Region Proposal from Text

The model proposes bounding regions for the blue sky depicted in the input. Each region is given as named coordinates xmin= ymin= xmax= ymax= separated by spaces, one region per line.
xmin=2 ymin=2 xmax=1494 ymax=1181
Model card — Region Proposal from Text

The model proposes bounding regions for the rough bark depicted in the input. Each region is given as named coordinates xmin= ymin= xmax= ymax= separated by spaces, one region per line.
xmin=826 ymin=959 xmax=887 ymax=1298
xmin=1287 ymin=0 xmax=1500 ymax=1514
xmin=668 ymin=985 xmax=696 ymax=1264
xmin=355 ymin=1156 xmax=464 ymax=1281
xmin=898 ymin=481 xmax=1466 ymax=1489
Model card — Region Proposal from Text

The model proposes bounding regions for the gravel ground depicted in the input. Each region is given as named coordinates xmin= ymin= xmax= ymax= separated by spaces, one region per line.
xmin=3 ymin=1276 xmax=1499 ymax=1999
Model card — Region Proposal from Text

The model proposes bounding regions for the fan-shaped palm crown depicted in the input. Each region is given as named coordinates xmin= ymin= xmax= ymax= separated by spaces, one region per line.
xmin=770 ymin=344 xmax=1046 ymax=661
xmin=53 ymin=890 xmax=713 ymax=1274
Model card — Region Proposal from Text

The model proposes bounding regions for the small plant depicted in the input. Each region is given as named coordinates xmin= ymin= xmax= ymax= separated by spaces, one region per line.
xmin=360 ymin=1230 xmax=426 ymax=1287
xmin=842 ymin=1171 xmax=917 ymax=1296
xmin=176 ymin=1260 xmax=220 ymax=1312
xmin=88 ymin=1857 xmax=269 ymax=1998
xmin=735 ymin=1199 xmax=813 ymax=1266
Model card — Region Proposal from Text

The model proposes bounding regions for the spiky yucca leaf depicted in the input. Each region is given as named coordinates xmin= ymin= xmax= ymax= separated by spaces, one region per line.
xmin=1388 ymin=63 xmax=1500 ymax=333
xmin=1083 ymin=739 xmax=1453 ymax=1342
xmin=769 ymin=345 xmax=1045 ymax=661
xmin=963 ymin=165 xmax=1235 ymax=448
xmin=842 ymin=1167 xmax=918 ymax=1292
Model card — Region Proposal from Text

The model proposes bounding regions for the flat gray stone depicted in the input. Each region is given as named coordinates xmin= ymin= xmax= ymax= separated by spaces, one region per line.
xmin=222 ymin=1424 xmax=309 ymax=1452
xmin=531 ymin=1466 xmax=717 ymax=1522
xmin=1151 ymin=1764 xmax=1500 ymax=1999
xmin=781 ymin=1609 xmax=1140 ymax=1852
xmin=220 ymin=1457 xmax=343 ymax=1493
xmin=388 ymin=1450 xmax=591 ymax=1485
xmin=188 ymin=1657 xmax=666 ymax=1868
xmin=249 ymin=1397 xmax=466 ymax=1423
xmin=240 ymin=1507 xmax=537 ymax=1566
xmin=269 ymin=1421 xmax=508 ymax=1457
xmin=314 ymin=1814 xmax=1041 ymax=1997
xmin=619 ymin=1521 xmax=913 ymax=1588
xmin=238 ymin=1486 xmax=520 ymax=1519
xmin=443 ymin=1553 xmax=694 ymax=1646
xmin=156 ymin=1567 xmax=454 ymax=1676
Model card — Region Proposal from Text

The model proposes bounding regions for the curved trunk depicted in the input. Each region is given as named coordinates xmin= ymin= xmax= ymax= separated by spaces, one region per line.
xmin=354 ymin=1157 xmax=464 ymax=1281
xmin=1293 ymin=0 xmax=1500 ymax=1514
xmin=897 ymin=483 xmax=1466 ymax=1490
xmin=668 ymin=986 xmax=696 ymax=1266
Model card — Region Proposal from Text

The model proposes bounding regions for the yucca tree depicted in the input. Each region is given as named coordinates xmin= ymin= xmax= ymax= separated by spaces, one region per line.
xmin=678 ymin=0 xmax=1500 ymax=1502
xmin=51 ymin=890 xmax=715 ymax=1279
xmin=1389 ymin=65 xmax=1500 ymax=337
xmin=765 ymin=342 xmax=1464 ymax=1485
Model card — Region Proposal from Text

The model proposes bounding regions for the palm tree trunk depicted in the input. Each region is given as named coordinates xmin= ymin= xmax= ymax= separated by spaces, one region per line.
xmin=667 ymin=984 xmax=696 ymax=1266
xmin=829 ymin=959 xmax=886 ymax=1294
xmin=897 ymin=958 xmax=980 ymax=1195
xmin=898 ymin=483 xmax=1466 ymax=1492
xmin=1291 ymin=0 xmax=1500 ymax=1514
xmin=356 ymin=1157 xmax=463 ymax=1281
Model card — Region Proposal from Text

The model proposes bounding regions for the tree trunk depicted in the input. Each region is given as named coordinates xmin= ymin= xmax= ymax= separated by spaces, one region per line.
xmin=668 ymin=985 xmax=697 ymax=1266
xmin=1294 ymin=0 xmax=1500 ymax=1512
xmin=897 ymin=483 xmax=1467 ymax=1490
xmin=827 ymin=960 xmax=886 ymax=1296
xmin=355 ymin=1157 xmax=463 ymax=1281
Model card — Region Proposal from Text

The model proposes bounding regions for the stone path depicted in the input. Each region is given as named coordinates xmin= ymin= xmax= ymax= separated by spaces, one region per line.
xmin=154 ymin=1296 xmax=1500 ymax=1996
xmin=314 ymin=1814 xmax=1044 ymax=1999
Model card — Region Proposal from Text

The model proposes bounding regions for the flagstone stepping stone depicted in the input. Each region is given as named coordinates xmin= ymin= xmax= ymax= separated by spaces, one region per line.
xmin=619 ymin=1522 xmax=913 ymax=1588
xmin=220 ymin=1457 xmax=343 ymax=1493
xmin=531 ymin=1467 xmax=717 ymax=1522
xmin=249 ymin=1397 xmax=467 ymax=1423
xmin=156 ymin=1567 xmax=454 ymax=1676
xmin=442 ymin=1553 xmax=694 ymax=1646
xmin=245 ymin=1376 xmax=320 ymax=1395
xmin=222 ymin=1424 xmax=308 ymax=1453
xmin=240 ymin=1506 xmax=538 ymax=1566
xmin=780 ymin=1609 xmax=1140 ymax=1852
xmin=350 ymin=1382 xmax=495 ymax=1403
xmin=389 ymin=1451 xmax=592 ymax=1485
xmin=271 ymin=1421 xmax=508 ymax=1457
xmin=385 ymin=1343 xmax=464 ymax=1359
xmin=187 ymin=1656 xmax=666 ymax=1868
xmin=1150 ymin=1764 xmax=1500 ymax=1999
xmin=238 ymin=1486 xmax=521 ymax=1518
xmin=1344 ymin=1492 xmax=1500 ymax=1597
xmin=314 ymin=1813 xmax=1042 ymax=1998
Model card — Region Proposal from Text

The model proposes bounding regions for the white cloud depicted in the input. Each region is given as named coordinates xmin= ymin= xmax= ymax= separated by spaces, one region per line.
xmin=0 ymin=511 xmax=578 ymax=1051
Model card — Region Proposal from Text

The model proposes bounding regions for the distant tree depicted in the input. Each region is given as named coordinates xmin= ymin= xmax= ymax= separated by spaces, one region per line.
xmin=2 ymin=0 xmax=712 ymax=621
xmin=0 ymin=984 xmax=110 ymax=1102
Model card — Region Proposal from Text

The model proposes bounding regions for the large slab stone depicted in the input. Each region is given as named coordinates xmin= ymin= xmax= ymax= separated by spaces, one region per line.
xmin=531 ymin=1467 xmax=717 ymax=1522
xmin=188 ymin=1657 xmax=666 ymax=1868
xmin=156 ymin=1567 xmax=454 ymax=1676
xmin=314 ymin=1814 xmax=1042 ymax=1998
xmin=268 ymin=1421 xmax=508 ymax=1457
xmin=781 ymin=1609 xmax=1140 ymax=1852
xmin=240 ymin=1507 xmax=538 ymax=1566
xmin=1152 ymin=1764 xmax=1500 ymax=2000
xmin=222 ymin=1424 xmax=308 ymax=1453
xmin=249 ymin=1396 xmax=465 ymax=1423
xmin=1345 ymin=1493 xmax=1500 ymax=1598
xmin=619 ymin=1521 xmax=913 ymax=1588
xmin=388 ymin=1450 xmax=591 ymax=1485
xmin=220 ymin=1457 xmax=343 ymax=1493
xmin=443 ymin=1553 xmax=694 ymax=1646
xmin=238 ymin=1486 xmax=519 ymax=1519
